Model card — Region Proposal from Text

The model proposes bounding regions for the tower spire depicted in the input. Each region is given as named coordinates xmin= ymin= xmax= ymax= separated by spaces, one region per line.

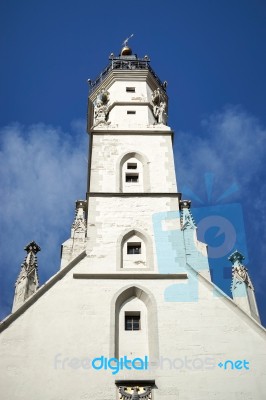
xmin=230 ymin=250 xmax=260 ymax=322
xmin=12 ymin=241 xmax=41 ymax=312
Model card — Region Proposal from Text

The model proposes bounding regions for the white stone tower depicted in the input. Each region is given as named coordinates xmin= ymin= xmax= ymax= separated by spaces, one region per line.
xmin=0 ymin=42 xmax=266 ymax=400
xmin=61 ymin=41 xmax=210 ymax=281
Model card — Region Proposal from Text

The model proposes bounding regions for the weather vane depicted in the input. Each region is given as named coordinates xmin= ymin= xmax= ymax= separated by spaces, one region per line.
xmin=122 ymin=34 xmax=134 ymax=47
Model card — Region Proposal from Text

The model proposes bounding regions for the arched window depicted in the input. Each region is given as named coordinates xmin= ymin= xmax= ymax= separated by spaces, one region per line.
xmin=117 ymin=229 xmax=154 ymax=270
xmin=119 ymin=296 xmax=148 ymax=359
xmin=117 ymin=152 xmax=150 ymax=192
xmin=110 ymin=285 xmax=159 ymax=360
xmin=122 ymin=156 xmax=143 ymax=193
xmin=122 ymin=232 xmax=146 ymax=269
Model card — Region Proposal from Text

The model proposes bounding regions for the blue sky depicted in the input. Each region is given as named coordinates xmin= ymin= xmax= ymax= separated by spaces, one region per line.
xmin=0 ymin=1 xmax=266 ymax=325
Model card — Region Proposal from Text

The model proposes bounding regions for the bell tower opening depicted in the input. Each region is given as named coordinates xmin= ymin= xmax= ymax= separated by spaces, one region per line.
xmin=122 ymin=156 xmax=143 ymax=192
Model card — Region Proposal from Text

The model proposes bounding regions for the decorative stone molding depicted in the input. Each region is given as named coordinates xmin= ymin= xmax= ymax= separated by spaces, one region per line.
xmin=119 ymin=386 xmax=152 ymax=400
xmin=151 ymin=88 xmax=167 ymax=125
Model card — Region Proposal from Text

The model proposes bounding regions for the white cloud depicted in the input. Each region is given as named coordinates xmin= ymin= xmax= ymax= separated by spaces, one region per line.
xmin=174 ymin=105 xmax=266 ymax=301
xmin=0 ymin=121 xmax=88 ymax=318
xmin=0 ymin=108 xmax=265 ymax=324
xmin=176 ymin=106 xmax=266 ymax=189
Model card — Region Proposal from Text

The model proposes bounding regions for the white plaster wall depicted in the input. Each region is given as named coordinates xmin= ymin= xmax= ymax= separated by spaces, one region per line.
xmin=82 ymin=196 xmax=182 ymax=273
xmin=108 ymin=105 xmax=155 ymax=128
xmin=0 ymin=270 xmax=265 ymax=400
xmin=107 ymin=81 xmax=149 ymax=104
xmin=92 ymin=79 xmax=164 ymax=129
xmin=89 ymin=134 xmax=177 ymax=193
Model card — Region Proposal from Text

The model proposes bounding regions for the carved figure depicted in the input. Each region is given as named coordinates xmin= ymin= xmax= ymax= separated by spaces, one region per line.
xmin=235 ymin=265 xmax=248 ymax=282
xmin=157 ymin=101 xmax=167 ymax=124
xmin=151 ymin=88 xmax=168 ymax=125
xmin=93 ymin=88 xmax=111 ymax=127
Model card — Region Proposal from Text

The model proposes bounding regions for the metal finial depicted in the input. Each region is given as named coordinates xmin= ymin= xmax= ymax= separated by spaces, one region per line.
xmin=122 ymin=33 xmax=134 ymax=47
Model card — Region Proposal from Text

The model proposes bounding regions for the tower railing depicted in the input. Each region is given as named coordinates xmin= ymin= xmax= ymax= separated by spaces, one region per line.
xmin=89 ymin=57 xmax=166 ymax=93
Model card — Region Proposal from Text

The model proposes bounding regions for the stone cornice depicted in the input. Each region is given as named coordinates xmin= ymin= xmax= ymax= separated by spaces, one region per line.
xmin=89 ymin=129 xmax=173 ymax=135
xmin=73 ymin=273 xmax=188 ymax=280
xmin=86 ymin=192 xmax=181 ymax=199
xmin=89 ymin=69 xmax=165 ymax=102
xmin=115 ymin=380 xmax=156 ymax=386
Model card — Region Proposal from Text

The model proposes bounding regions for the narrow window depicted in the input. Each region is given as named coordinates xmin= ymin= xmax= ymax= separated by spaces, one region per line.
xmin=127 ymin=162 xmax=137 ymax=169
xmin=127 ymin=242 xmax=141 ymax=254
xmin=125 ymin=312 xmax=140 ymax=330
xmin=125 ymin=173 xmax=138 ymax=182
xmin=126 ymin=87 xmax=135 ymax=92
xmin=127 ymin=110 xmax=136 ymax=115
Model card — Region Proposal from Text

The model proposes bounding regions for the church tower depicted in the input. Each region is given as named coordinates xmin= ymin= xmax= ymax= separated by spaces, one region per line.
xmin=0 ymin=42 xmax=266 ymax=400
xmin=60 ymin=40 xmax=211 ymax=283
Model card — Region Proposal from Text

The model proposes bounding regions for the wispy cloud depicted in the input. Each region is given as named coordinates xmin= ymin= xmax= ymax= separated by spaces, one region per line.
xmin=175 ymin=105 xmax=266 ymax=191
xmin=0 ymin=108 xmax=265 ymax=325
xmin=174 ymin=105 xmax=266 ymax=321
xmin=0 ymin=121 xmax=88 ymax=318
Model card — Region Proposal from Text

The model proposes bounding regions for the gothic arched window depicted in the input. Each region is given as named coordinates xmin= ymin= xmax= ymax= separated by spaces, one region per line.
xmin=117 ymin=152 xmax=150 ymax=193
xmin=122 ymin=232 xmax=147 ymax=269
xmin=122 ymin=156 xmax=143 ymax=193
xmin=110 ymin=286 xmax=159 ymax=360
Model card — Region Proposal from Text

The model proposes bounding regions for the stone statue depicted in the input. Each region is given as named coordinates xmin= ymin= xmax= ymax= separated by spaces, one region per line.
xmin=151 ymin=88 xmax=168 ymax=125
xmin=234 ymin=265 xmax=248 ymax=282
xmin=93 ymin=88 xmax=111 ymax=128
xmin=153 ymin=101 xmax=167 ymax=124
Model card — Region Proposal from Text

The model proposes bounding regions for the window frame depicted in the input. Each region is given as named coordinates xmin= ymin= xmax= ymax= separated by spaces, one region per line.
xmin=127 ymin=162 xmax=137 ymax=170
xmin=125 ymin=312 xmax=141 ymax=331
xmin=125 ymin=173 xmax=139 ymax=183
xmin=127 ymin=242 xmax=141 ymax=255
xmin=126 ymin=87 xmax=136 ymax=93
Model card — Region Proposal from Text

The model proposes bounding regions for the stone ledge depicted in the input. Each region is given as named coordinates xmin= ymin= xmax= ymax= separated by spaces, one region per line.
xmin=87 ymin=192 xmax=181 ymax=198
xmin=115 ymin=380 xmax=156 ymax=386
xmin=73 ymin=273 xmax=188 ymax=279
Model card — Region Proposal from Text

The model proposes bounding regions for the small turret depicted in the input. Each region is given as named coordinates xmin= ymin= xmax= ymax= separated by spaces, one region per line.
xmin=180 ymin=200 xmax=196 ymax=230
xmin=60 ymin=200 xmax=87 ymax=269
xmin=230 ymin=250 xmax=260 ymax=323
xmin=180 ymin=200 xmax=210 ymax=280
xmin=12 ymin=241 xmax=41 ymax=312
xmin=71 ymin=200 xmax=87 ymax=239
